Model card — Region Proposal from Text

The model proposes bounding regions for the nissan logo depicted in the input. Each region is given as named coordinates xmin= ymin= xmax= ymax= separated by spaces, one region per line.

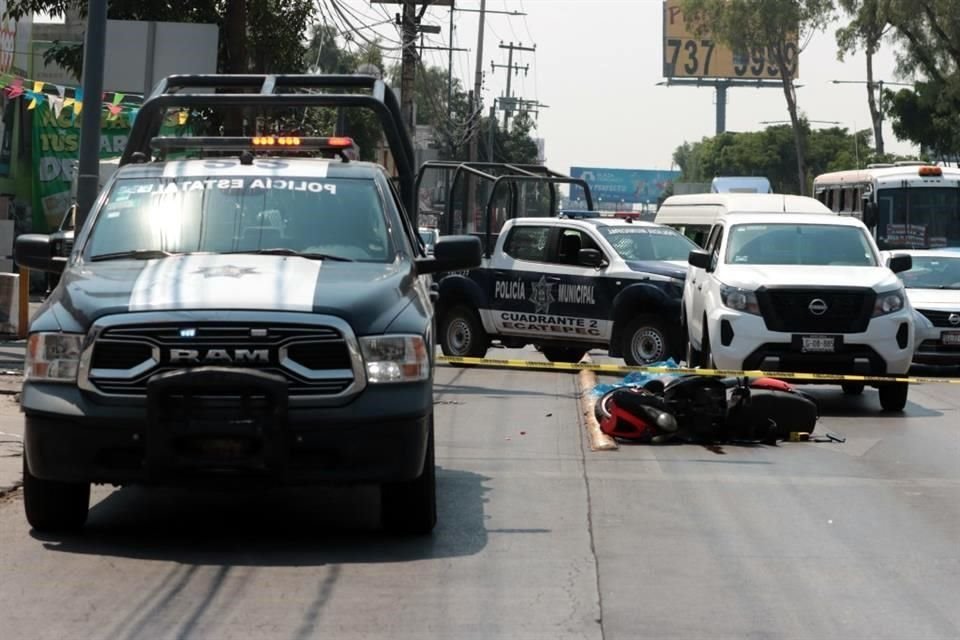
xmin=950 ymin=313 xmax=960 ymax=326
xmin=808 ymin=298 xmax=829 ymax=316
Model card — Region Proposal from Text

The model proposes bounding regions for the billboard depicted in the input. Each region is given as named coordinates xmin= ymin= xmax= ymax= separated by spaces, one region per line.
xmin=569 ymin=167 xmax=681 ymax=205
xmin=662 ymin=0 xmax=799 ymax=80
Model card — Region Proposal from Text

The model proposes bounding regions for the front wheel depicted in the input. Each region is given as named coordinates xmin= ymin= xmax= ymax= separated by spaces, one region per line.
xmin=439 ymin=305 xmax=490 ymax=359
xmin=23 ymin=457 xmax=90 ymax=533
xmin=879 ymin=382 xmax=908 ymax=412
xmin=621 ymin=315 xmax=673 ymax=366
xmin=381 ymin=417 xmax=437 ymax=535
xmin=541 ymin=346 xmax=588 ymax=363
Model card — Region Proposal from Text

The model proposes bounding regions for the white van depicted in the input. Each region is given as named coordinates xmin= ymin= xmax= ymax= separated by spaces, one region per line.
xmin=654 ymin=193 xmax=835 ymax=247
xmin=711 ymin=176 xmax=773 ymax=193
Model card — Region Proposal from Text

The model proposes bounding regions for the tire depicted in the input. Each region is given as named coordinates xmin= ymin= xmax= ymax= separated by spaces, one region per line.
xmin=700 ymin=323 xmax=716 ymax=369
xmin=879 ymin=382 xmax=909 ymax=412
xmin=22 ymin=457 xmax=90 ymax=533
xmin=841 ymin=382 xmax=865 ymax=395
xmin=439 ymin=305 xmax=489 ymax=359
xmin=621 ymin=315 xmax=673 ymax=366
xmin=541 ymin=346 xmax=588 ymax=363
xmin=381 ymin=417 xmax=437 ymax=535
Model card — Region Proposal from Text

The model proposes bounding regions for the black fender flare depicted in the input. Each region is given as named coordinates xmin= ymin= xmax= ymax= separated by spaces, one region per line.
xmin=608 ymin=283 xmax=682 ymax=357
xmin=436 ymin=273 xmax=488 ymax=322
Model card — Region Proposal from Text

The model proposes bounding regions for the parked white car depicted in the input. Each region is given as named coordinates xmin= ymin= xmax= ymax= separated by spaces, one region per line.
xmin=683 ymin=212 xmax=915 ymax=412
xmin=885 ymin=250 xmax=960 ymax=366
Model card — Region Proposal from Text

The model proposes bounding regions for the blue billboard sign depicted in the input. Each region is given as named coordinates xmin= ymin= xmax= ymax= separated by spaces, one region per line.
xmin=569 ymin=167 xmax=681 ymax=205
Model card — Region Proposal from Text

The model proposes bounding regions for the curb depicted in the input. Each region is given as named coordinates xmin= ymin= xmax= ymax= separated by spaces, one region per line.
xmin=575 ymin=357 xmax=617 ymax=452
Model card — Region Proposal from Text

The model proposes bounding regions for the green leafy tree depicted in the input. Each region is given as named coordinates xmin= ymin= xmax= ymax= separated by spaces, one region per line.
xmin=835 ymin=0 xmax=891 ymax=154
xmin=4 ymin=0 xmax=315 ymax=77
xmin=682 ymin=0 xmax=835 ymax=195
xmin=387 ymin=62 xmax=474 ymax=161
xmin=878 ymin=1 xmax=960 ymax=161
xmin=673 ymin=123 xmax=915 ymax=193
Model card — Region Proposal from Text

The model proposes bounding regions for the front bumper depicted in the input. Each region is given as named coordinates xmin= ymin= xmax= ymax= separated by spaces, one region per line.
xmin=22 ymin=367 xmax=433 ymax=487
xmin=706 ymin=308 xmax=914 ymax=377
xmin=912 ymin=309 xmax=960 ymax=365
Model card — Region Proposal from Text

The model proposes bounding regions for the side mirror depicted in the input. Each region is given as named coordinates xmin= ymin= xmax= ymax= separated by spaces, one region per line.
xmin=888 ymin=253 xmax=913 ymax=274
xmin=863 ymin=201 xmax=879 ymax=228
xmin=688 ymin=249 xmax=712 ymax=270
xmin=15 ymin=234 xmax=66 ymax=273
xmin=577 ymin=248 xmax=606 ymax=268
xmin=416 ymin=235 xmax=482 ymax=275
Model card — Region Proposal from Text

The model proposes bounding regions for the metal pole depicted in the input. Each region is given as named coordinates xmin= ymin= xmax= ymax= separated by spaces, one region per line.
xmin=75 ymin=0 xmax=108 ymax=229
xmin=716 ymin=83 xmax=727 ymax=134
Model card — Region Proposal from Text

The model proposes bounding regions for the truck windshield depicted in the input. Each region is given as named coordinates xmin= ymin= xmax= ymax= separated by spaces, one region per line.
xmin=86 ymin=176 xmax=392 ymax=262
xmin=598 ymin=226 xmax=698 ymax=261
xmin=875 ymin=187 xmax=960 ymax=250
xmin=726 ymin=223 xmax=877 ymax=266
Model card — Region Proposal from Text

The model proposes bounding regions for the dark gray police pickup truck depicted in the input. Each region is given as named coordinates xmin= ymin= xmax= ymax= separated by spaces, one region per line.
xmin=14 ymin=75 xmax=481 ymax=535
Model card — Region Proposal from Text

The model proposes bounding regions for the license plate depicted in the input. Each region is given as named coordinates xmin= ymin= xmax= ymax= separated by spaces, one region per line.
xmin=801 ymin=335 xmax=836 ymax=352
xmin=943 ymin=332 xmax=960 ymax=345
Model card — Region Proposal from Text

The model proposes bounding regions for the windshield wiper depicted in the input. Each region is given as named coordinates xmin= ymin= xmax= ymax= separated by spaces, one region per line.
xmin=90 ymin=249 xmax=174 ymax=262
xmin=224 ymin=249 xmax=353 ymax=262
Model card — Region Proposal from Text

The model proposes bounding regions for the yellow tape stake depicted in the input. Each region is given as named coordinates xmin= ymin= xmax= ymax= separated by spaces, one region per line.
xmin=436 ymin=355 xmax=960 ymax=385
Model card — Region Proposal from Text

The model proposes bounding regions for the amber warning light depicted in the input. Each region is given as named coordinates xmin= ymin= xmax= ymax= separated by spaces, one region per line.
xmin=919 ymin=166 xmax=943 ymax=177
xmin=250 ymin=136 xmax=355 ymax=149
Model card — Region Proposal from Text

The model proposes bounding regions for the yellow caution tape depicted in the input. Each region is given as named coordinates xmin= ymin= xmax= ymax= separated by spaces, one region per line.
xmin=436 ymin=355 xmax=960 ymax=385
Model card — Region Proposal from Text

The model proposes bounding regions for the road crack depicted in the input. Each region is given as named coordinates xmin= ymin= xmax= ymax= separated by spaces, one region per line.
xmin=575 ymin=377 xmax=607 ymax=640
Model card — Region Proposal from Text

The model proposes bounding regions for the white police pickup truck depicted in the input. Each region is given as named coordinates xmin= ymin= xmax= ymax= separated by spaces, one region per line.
xmin=436 ymin=216 xmax=699 ymax=364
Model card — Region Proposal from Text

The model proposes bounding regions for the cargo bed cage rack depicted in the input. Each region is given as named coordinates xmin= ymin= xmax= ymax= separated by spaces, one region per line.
xmin=120 ymin=74 xmax=417 ymax=218
xmin=414 ymin=161 xmax=594 ymax=256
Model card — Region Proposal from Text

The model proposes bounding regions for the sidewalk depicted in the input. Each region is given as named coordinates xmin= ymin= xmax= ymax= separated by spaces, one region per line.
xmin=0 ymin=374 xmax=21 ymax=497
xmin=0 ymin=298 xmax=39 ymax=496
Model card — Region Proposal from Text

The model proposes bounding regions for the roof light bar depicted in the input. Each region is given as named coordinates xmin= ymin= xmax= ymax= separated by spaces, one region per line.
xmin=919 ymin=166 xmax=943 ymax=177
xmin=150 ymin=136 xmax=356 ymax=152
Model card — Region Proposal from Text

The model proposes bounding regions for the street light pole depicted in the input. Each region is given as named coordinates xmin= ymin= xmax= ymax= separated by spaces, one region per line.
xmin=75 ymin=0 xmax=108 ymax=229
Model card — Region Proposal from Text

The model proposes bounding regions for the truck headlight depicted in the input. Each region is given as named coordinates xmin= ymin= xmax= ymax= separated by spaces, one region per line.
xmin=873 ymin=288 xmax=905 ymax=316
xmin=359 ymin=335 xmax=429 ymax=383
xmin=719 ymin=285 xmax=761 ymax=315
xmin=26 ymin=333 xmax=83 ymax=382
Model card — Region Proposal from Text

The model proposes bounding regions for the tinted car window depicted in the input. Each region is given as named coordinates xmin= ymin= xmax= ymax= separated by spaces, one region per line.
xmin=86 ymin=176 xmax=392 ymax=262
xmin=503 ymin=226 xmax=551 ymax=262
xmin=900 ymin=256 xmax=960 ymax=289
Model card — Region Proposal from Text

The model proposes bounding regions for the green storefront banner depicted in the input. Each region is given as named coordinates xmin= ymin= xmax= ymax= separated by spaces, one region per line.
xmin=30 ymin=102 xmax=139 ymax=233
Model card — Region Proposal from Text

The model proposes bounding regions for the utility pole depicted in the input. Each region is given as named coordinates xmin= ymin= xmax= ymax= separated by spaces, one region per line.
xmin=492 ymin=41 xmax=534 ymax=130
xmin=466 ymin=0 xmax=486 ymax=232
xmin=399 ymin=1 xmax=418 ymax=137
xmin=447 ymin=4 xmax=455 ymax=118
xmin=487 ymin=104 xmax=496 ymax=162
xmin=75 ymin=0 xmax=108 ymax=228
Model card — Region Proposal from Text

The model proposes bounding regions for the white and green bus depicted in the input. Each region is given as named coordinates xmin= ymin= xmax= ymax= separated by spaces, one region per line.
xmin=813 ymin=162 xmax=960 ymax=250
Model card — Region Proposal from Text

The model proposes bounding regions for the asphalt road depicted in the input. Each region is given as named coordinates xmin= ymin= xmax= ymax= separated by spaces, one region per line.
xmin=0 ymin=349 xmax=958 ymax=639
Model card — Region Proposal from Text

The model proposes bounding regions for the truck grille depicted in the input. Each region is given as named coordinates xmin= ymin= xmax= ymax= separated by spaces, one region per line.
xmin=87 ymin=323 xmax=356 ymax=397
xmin=757 ymin=288 xmax=875 ymax=333
xmin=917 ymin=309 xmax=960 ymax=328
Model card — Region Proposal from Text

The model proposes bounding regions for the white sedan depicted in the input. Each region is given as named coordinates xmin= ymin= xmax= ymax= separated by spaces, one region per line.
xmin=887 ymin=250 xmax=960 ymax=366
